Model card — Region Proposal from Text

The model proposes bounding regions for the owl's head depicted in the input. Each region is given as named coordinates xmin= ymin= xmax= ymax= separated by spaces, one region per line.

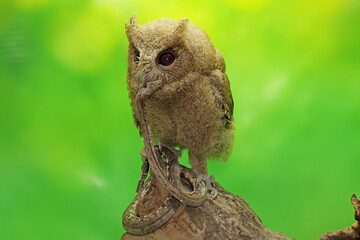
xmin=125 ymin=15 xmax=218 ymax=84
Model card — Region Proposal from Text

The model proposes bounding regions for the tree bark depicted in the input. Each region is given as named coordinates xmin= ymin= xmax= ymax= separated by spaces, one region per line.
xmin=123 ymin=86 xmax=360 ymax=240
xmin=317 ymin=194 xmax=360 ymax=240
xmin=121 ymin=171 xmax=360 ymax=240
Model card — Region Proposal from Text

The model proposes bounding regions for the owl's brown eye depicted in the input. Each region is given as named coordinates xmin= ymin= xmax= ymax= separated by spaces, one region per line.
xmin=158 ymin=52 xmax=175 ymax=66
xmin=134 ymin=49 xmax=140 ymax=63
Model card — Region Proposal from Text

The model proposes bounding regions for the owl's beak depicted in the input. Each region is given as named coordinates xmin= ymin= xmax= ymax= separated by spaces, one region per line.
xmin=136 ymin=51 xmax=158 ymax=84
xmin=137 ymin=59 xmax=151 ymax=85
xmin=139 ymin=54 xmax=152 ymax=73
xmin=142 ymin=70 xmax=153 ymax=85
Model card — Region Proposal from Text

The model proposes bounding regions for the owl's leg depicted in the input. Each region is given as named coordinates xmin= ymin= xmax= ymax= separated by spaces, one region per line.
xmin=189 ymin=151 xmax=218 ymax=199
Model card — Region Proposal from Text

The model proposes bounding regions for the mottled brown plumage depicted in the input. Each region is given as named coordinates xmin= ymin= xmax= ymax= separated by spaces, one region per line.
xmin=125 ymin=15 xmax=234 ymax=175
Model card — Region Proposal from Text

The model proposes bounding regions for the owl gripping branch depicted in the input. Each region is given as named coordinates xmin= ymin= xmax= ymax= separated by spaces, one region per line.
xmin=134 ymin=81 xmax=208 ymax=207
xmin=122 ymin=78 xmax=209 ymax=235
xmin=123 ymin=14 xmax=235 ymax=236
xmin=125 ymin=14 xmax=235 ymax=200
xmin=122 ymin=15 xmax=360 ymax=239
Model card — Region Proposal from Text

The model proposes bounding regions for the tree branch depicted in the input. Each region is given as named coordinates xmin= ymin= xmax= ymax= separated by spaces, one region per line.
xmin=123 ymin=86 xmax=360 ymax=239
xmin=121 ymin=168 xmax=359 ymax=240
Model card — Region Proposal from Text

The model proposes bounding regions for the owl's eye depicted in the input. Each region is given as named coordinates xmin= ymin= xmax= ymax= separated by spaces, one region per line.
xmin=134 ymin=49 xmax=140 ymax=63
xmin=158 ymin=52 xmax=175 ymax=66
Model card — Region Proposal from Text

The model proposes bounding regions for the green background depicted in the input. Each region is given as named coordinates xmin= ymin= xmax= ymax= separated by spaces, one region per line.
xmin=1 ymin=0 xmax=359 ymax=239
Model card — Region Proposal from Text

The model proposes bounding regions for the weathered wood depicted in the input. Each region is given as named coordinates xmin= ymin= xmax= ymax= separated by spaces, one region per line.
xmin=123 ymin=82 xmax=360 ymax=240
xmin=122 ymin=171 xmax=360 ymax=240
xmin=318 ymin=222 xmax=360 ymax=240
xmin=122 ymin=172 xmax=291 ymax=240
xmin=317 ymin=194 xmax=360 ymax=240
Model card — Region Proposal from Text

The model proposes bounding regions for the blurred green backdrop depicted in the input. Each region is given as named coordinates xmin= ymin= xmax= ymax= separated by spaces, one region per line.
xmin=1 ymin=0 xmax=359 ymax=239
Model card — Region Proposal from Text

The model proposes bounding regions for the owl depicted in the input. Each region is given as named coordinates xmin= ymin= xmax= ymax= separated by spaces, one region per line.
xmin=125 ymin=15 xmax=234 ymax=179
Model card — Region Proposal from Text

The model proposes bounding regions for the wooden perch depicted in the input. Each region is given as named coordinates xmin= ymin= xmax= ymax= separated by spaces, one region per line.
xmin=121 ymin=170 xmax=360 ymax=240
xmin=122 ymin=170 xmax=290 ymax=240
xmin=317 ymin=194 xmax=360 ymax=240
xmin=123 ymin=84 xmax=360 ymax=240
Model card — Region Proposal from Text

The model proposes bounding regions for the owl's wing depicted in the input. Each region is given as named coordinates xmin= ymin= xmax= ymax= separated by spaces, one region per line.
xmin=127 ymin=76 xmax=143 ymax=136
xmin=208 ymin=70 xmax=234 ymax=126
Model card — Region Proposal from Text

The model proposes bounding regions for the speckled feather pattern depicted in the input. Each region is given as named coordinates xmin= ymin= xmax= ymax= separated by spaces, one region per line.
xmin=126 ymin=16 xmax=235 ymax=175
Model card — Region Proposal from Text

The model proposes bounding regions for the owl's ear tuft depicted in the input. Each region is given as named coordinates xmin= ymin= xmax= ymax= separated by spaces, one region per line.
xmin=173 ymin=18 xmax=189 ymax=35
xmin=125 ymin=14 xmax=139 ymax=41
xmin=129 ymin=14 xmax=138 ymax=27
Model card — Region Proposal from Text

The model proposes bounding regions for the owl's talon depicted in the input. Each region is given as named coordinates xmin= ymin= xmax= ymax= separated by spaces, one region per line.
xmin=196 ymin=174 xmax=218 ymax=200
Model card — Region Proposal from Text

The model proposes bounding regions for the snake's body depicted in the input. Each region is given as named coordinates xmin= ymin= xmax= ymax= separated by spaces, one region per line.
xmin=122 ymin=86 xmax=208 ymax=235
